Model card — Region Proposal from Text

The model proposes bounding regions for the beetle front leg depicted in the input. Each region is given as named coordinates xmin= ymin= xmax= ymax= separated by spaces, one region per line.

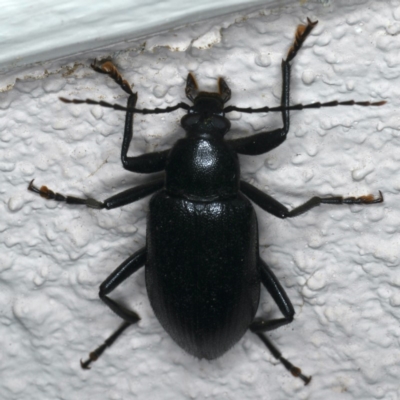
xmin=227 ymin=58 xmax=290 ymax=155
xmin=81 ymin=247 xmax=146 ymax=369
xmin=250 ymin=257 xmax=311 ymax=384
xmin=62 ymin=61 xmax=175 ymax=174
xmin=227 ymin=18 xmax=318 ymax=156
xmin=121 ymin=94 xmax=171 ymax=173
xmin=92 ymin=62 xmax=171 ymax=173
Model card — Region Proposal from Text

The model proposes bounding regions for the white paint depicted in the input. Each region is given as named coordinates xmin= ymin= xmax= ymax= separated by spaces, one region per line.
xmin=0 ymin=0 xmax=268 ymax=72
xmin=1 ymin=1 xmax=400 ymax=400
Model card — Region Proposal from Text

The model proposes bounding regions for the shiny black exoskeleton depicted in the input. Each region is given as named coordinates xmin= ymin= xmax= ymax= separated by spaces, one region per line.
xmin=29 ymin=19 xmax=384 ymax=384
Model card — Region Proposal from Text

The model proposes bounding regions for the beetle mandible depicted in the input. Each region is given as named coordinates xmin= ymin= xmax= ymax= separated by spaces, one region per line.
xmin=28 ymin=19 xmax=385 ymax=384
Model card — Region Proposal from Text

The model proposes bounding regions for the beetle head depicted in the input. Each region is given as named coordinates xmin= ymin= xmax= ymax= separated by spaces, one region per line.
xmin=181 ymin=73 xmax=231 ymax=136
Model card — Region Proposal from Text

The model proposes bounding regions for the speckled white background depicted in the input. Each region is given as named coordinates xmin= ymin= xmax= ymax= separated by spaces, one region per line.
xmin=1 ymin=1 xmax=400 ymax=399
xmin=0 ymin=0 xmax=268 ymax=71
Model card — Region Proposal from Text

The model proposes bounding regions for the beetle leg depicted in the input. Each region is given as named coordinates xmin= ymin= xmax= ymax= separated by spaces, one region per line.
xmin=251 ymin=258 xmax=294 ymax=332
xmin=102 ymin=179 xmax=164 ymax=209
xmin=28 ymin=179 xmax=164 ymax=210
xmin=81 ymin=247 xmax=146 ymax=370
xmin=240 ymin=181 xmax=289 ymax=218
xmin=227 ymin=19 xmax=318 ymax=156
xmin=240 ymin=181 xmax=384 ymax=218
xmin=254 ymin=332 xmax=312 ymax=385
xmin=285 ymin=18 xmax=318 ymax=64
xmin=249 ymin=258 xmax=311 ymax=384
xmin=121 ymin=94 xmax=171 ymax=173
xmin=28 ymin=179 xmax=104 ymax=209
xmin=285 ymin=190 xmax=384 ymax=217
xmin=91 ymin=61 xmax=171 ymax=173
xmin=91 ymin=60 xmax=134 ymax=96
xmin=98 ymin=248 xmax=146 ymax=322
xmin=226 ymin=57 xmax=289 ymax=156
xmin=80 ymin=321 xmax=131 ymax=370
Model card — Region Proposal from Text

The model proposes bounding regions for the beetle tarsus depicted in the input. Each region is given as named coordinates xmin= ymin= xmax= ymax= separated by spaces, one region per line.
xmin=286 ymin=18 xmax=318 ymax=63
xmin=254 ymin=332 xmax=312 ymax=384
xmin=80 ymin=344 xmax=107 ymax=370
xmin=28 ymin=179 xmax=105 ymax=208
xmin=86 ymin=198 xmax=105 ymax=209
xmin=80 ymin=359 xmax=92 ymax=370
xmin=280 ymin=356 xmax=312 ymax=385
xmin=81 ymin=322 xmax=132 ymax=369
xmin=342 ymin=190 xmax=384 ymax=204
xmin=91 ymin=60 xmax=134 ymax=96
xmin=283 ymin=190 xmax=384 ymax=218
xmin=28 ymin=179 xmax=53 ymax=199
xmin=319 ymin=191 xmax=384 ymax=206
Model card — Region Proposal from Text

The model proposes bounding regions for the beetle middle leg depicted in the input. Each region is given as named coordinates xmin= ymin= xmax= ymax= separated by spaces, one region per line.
xmin=28 ymin=178 xmax=163 ymax=370
xmin=80 ymin=247 xmax=146 ymax=369
xmin=28 ymin=178 xmax=164 ymax=209
xmin=28 ymin=179 xmax=162 ymax=369
xmin=240 ymin=180 xmax=383 ymax=219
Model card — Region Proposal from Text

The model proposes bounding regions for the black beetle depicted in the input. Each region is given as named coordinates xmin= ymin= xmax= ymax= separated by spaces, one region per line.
xmin=28 ymin=18 xmax=384 ymax=384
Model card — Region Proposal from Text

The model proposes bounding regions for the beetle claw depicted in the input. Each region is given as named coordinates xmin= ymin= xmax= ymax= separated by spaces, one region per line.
xmin=290 ymin=366 xmax=312 ymax=385
xmin=80 ymin=349 xmax=101 ymax=370
xmin=80 ymin=358 xmax=92 ymax=370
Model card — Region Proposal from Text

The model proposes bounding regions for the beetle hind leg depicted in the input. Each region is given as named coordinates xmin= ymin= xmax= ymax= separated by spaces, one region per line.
xmin=253 ymin=257 xmax=295 ymax=330
xmin=80 ymin=321 xmax=131 ymax=369
xmin=81 ymin=248 xmax=146 ymax=370
xmin=253 ymin=331 xmax=311 ymax=385
xmin=250 ymin=257 xmax=311 ymax=384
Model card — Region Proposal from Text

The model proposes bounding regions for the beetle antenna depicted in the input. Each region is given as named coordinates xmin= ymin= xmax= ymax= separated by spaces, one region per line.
xmin=59 ymin=97 xmax=191 ymax=114
xmin=224 ymin=99 xmax=386 ymax=113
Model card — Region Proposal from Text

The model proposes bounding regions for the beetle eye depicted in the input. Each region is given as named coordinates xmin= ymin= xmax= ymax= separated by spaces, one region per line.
xmin=181 ymin=114 xmax=200 ymax=128
xmin=212 ymin=115 xmax=230 ymax=132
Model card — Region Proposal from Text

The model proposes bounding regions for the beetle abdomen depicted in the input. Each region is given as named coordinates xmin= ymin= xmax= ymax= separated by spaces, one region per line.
xmin=146 ymin=191 xmax=260 ymax=359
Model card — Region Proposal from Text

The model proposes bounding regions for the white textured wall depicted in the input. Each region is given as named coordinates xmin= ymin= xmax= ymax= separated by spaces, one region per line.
xmin=1 ymin=1 xmax=399 ymax=399
xmin=0 ymin=0 xmax=267 ymax=72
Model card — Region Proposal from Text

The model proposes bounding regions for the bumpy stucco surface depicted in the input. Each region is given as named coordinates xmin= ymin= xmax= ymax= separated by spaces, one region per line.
xmin=1 ymin=1 xmax=399 ymax=400
xmin=0 ymin=0 xmax=268 ymax=71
